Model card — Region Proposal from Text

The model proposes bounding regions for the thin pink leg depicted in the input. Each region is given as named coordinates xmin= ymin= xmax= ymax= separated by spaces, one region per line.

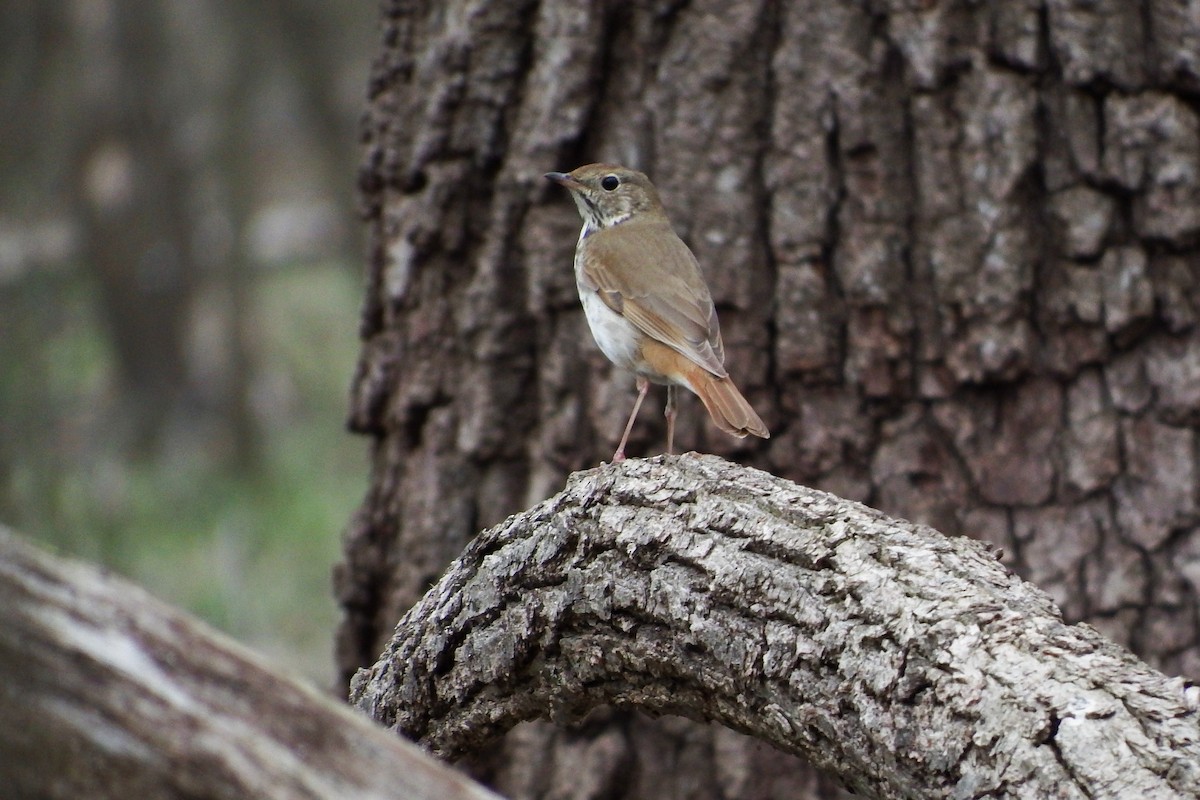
xmin=613 ymin=377 xmax=649 ymax=462
xmin=665 ymin=384 xmax=678 ymax=455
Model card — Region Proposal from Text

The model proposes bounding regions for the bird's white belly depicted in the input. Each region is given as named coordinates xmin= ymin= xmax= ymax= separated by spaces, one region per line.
xmin=577 ymin=283 xmax=641 ymax=372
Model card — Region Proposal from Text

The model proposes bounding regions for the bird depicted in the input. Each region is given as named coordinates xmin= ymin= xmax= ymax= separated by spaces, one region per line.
xmin=545 ymin=163 xmax=769 ymax=462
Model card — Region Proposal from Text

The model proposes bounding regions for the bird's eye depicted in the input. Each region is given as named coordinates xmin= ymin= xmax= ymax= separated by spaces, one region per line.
xmin=601 ymin=175 xmax=620 ymax=191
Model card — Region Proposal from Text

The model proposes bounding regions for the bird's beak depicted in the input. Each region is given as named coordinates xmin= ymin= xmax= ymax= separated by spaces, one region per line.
xmin=545 ymin=171 xmax=584 ymax=190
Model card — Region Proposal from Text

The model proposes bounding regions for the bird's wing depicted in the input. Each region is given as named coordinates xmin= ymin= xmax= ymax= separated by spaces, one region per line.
xmin=579 ymin=219 xmax=728 ymax=377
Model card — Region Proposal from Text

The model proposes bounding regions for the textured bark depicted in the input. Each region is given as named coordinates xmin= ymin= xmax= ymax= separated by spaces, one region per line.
xmin=353 ymin=455 xmax=1200 ymax=799
xmin=339 ymin=1 xmax=1200 ymax=797
xmin=0 ymin=528 xmax=501 ymax=800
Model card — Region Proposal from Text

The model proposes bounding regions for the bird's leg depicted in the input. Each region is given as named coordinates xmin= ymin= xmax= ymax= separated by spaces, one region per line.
xmin=613 ymin=377 xmax=649 ymax=463
xmin=665 ymin=384 xmax=678 ymax=455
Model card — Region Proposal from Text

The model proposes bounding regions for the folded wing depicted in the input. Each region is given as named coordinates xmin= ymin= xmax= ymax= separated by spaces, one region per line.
xmin=579 ymin=218 xmax=728 ymax=378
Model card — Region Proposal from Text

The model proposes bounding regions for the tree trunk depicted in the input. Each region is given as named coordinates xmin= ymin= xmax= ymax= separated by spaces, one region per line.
xmin=337 ymin=1 xmax=1200 ymax=797
xmin=353 ymin=455 xmax=1200 ymax=799
xmin=0 ymin=528 xmax=503 ymax=800
xmin=72 ymin=2 xmax=199 ymax=456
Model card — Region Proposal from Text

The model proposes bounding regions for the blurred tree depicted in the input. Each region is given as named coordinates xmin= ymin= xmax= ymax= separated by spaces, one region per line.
xmin=0 ymin=0 xmax=369 ymax=491
xmin=0 ymin=0 xmax=371 ymax=669
xmin=337 ymin=1 xmax=1200 ymax=798
xmin=71 ymin=2 xmax=198 ymax=457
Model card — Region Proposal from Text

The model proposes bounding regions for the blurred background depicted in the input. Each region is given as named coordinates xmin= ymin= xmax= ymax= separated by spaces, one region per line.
xmin=0 ymin=1 xmax=376 ymax=683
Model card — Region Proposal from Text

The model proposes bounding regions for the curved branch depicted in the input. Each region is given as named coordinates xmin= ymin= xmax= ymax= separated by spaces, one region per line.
xmin=352 ymin=455 xmax=1200 ymax=799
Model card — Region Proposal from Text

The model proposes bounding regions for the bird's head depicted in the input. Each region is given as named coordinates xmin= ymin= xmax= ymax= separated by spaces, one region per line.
xmin=545 ymin=164 xmax=666 ymax=233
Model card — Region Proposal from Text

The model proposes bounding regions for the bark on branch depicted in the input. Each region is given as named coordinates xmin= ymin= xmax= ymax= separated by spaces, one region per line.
xmin=0 ymin=528 xmax=502 ymax=800
xmin=352 ymin=455 xmax=1200 ymax=799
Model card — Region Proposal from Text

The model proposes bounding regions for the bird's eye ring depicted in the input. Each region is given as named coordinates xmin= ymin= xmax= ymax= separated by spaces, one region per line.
xmin=601 ymin=175 xmax=620 ymax=191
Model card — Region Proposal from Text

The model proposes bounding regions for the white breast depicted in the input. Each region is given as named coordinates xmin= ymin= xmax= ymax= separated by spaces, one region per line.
xmin=574 ymin=242 xmax=641 ymax=372
xmin=578 ymin=286 xmax=642 ymax=371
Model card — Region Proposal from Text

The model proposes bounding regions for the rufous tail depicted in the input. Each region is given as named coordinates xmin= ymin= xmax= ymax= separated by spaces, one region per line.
xmin=689 ymin=371 xmax=770 ymax=440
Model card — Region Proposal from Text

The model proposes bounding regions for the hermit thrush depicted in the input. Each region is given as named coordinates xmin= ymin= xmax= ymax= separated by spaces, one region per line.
xmin=545 ymin=163 xmax=770 ymax=461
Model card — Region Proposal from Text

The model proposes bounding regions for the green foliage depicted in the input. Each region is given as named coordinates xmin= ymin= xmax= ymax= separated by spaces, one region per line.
xmin=0 ymin=263 xmax=366 ymax=684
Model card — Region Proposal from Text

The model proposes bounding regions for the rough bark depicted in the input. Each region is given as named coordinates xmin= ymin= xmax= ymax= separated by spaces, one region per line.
xmin=353 ymin=455 xmax=1200 ymax=799
xmin=0 ymin=527 xmax=501 ymax=800
xmin=340 ymin=1 xmax=1200 ymax=797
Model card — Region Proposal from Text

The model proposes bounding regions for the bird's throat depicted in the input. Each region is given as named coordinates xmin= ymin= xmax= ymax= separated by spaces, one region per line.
xmin=569 ymin=188 xmax=638 ymax=235
xmin=574 ymin=198 xmax=632 ymax=238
